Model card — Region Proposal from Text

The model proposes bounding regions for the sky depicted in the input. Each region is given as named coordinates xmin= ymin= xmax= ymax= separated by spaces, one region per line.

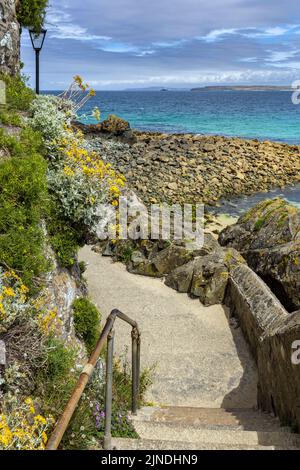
xmin=21 ymin=0 xmax=300 ymax=90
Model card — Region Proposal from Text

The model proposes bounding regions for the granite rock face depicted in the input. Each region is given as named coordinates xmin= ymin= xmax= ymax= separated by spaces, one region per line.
xmin=96 ymin=230 xmax=246 ymax=306
xmin=219 ymin=198 xmax=300 ymax=311
xmin=0 ymin=0 xmax=20 ymax=75
xmin=165 ymin=247 xmax=245 ymax=306
xmin=226 ymin=264 xmax=300 ymax=431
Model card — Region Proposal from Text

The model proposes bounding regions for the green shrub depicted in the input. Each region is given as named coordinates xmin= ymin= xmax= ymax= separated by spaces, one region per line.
xmin=17 ymin=0 xmax=49 ymax=32
xmin=0 ymin=110 xmax=23 ymax=127
xmin=73 ymin=298 xmax=101 ymax=354
xmin=35 ymin=337 xmax=77 ymax=416
xmin=0 ymin=127 xmax=44 ymax=160
xmin=0 ymin=151 xmax=49 ymax=290
xmin=78 ymin=261 xmax=87 ymax=274
xmin=47 ymin=199 xmax=83 ymax=269
xmin=35 ymin=338 xmax=152 ymax=449
xmin=0 ymin=73 xmax=35 ymax=111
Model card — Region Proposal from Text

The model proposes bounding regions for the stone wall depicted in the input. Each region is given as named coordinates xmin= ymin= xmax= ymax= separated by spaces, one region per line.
xmin=226 ymin=264 xmax=300 ymax=431
xmin=0 ymin=0 xmax=20 ymax=75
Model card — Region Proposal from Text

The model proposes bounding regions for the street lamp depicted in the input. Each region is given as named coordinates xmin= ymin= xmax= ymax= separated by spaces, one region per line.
xmin=29 ymin=29 xmax=47 ymax=95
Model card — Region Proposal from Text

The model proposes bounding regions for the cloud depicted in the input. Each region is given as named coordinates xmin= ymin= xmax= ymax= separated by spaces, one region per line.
xmin=199 ymin=25 xmax=300 ymax=43
xmin=266 ymin=49 xmax=300 ymax=63
xmin=46 ymin=8 xmax=111 ymax=41
xmin=20 ymin=0 xmax=300 ymax=89
xmin=200 ymin=28 xmax=238 ymax=43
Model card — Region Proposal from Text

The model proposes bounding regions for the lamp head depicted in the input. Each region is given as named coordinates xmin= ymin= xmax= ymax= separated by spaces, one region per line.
xmin=29 ymin=28 xmax=47 ymax=51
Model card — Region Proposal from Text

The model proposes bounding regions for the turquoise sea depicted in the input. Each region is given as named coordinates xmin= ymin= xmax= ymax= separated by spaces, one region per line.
xmin=77 ymin=90 xmax=300 ymax=144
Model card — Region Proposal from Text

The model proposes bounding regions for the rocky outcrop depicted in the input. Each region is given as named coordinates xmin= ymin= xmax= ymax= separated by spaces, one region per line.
xmin=226 ymin=264 xmax=300 ymax=431
xmin=74 ymin=115 xmax=137 ymax=145
xmin=0 ymin=0 xmax=20 ymax=75
xmin=219 ymin=198 xmax=300 ymax=311
xmin=95 ymin=233 xmax=246 ymax=306
xmin=41 ymin=241 xmax=87 ymax=361
xmin=86 ymin=132 xmax=300 ymax=206
xmin=165 ymin=246 xmax=245 ymax=306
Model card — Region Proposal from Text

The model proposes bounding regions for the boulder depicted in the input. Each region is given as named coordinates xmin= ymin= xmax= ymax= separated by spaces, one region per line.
xmin=165 ymin=247 xmax=245 ymax=306
xmin=219 ymin=198 xmax=300 ymax=311
xmin=190 ymin=254 xmax=229 ymax=305
xmin=151 ymin=244 xmax=195 ymax=275
xmin=101 ymin=115 xmax=130 ymax=134
xmin=101 ymin=115 xmax=137 ymax=144
xmin=164 ymin=260 xmax=194 ymax=293
xmin=73 ymin=116 xmax=137 ymax=144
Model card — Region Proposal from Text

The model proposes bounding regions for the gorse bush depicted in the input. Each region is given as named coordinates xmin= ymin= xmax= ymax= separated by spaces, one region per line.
xmin=73 ymin=298 xmax=101 ymax=354
xmin=0 ymin=73 xmax=35 ymax=111
xmin=16 ymin=0 xmax=49 ymax=32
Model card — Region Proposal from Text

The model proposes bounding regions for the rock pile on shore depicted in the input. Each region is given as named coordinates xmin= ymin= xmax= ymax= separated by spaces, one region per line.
xmin=87 ymin=131 xmax=300 ymax=206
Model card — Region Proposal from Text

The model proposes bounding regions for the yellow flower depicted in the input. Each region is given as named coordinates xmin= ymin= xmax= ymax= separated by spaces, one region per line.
xmin=34 ymin=415 xmax=47 ymax=426
xmin=19 ymin=284 xmax=29 ymax=295
xmin=0 ymin=302 xmax=5 ymax=319
xmin=2 ymin=287 xmax=15 ymax=297
xmin=74 ymin=75 xmax=83 ymax=85
xmin=64 ymin=166 xmax=75 ymax=178
xmin=25 ymin=397 xmax=35 ymax=415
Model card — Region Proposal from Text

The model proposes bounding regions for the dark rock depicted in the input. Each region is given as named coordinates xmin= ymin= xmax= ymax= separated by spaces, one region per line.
xmin=219 ymin=198 xmax=300 ymax=311
xmin=165 ymin=260 xmax=194 ymax=293
xmin=101 ymin=114 xmax=130 ymax=134
xmin=165 ymin=246 xmax=245 ymax=306
xmin=190 ymin=254 xmax=229 ymax=306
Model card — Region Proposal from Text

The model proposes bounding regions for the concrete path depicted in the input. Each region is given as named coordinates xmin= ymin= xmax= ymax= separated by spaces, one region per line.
xmin=79 ymin=246 xmax=258 ymax=408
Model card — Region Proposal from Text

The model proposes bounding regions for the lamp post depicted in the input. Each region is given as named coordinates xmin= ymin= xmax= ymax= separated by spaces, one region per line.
xmin=29 ymin=29 xmax=47 ymax=95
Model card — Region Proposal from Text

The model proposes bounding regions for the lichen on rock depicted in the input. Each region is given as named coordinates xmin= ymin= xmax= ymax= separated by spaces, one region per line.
xmin=219 ymin=198 xmax=300 ymax=311
xmin=0 ymin=1 xmax=20 ymax=75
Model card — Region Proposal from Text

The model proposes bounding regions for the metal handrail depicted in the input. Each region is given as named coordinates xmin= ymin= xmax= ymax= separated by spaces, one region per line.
xmin=46 ymin=309 xmax=141 ymax=450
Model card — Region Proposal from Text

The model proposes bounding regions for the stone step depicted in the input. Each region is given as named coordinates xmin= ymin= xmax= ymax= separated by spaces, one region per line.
xmin=130 ymin=407 xmax=284 ymax=432
xmin=111 ymin=437 xmax=297 ymax=451
xmin=130 ymin=421 xmax=300 ymax=448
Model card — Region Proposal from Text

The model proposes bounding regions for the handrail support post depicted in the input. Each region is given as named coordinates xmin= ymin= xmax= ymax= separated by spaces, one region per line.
xmin=131 ymin=327 xmax=139 ymax=415
xmin=103 ymin=330 xmax=115 ymax=450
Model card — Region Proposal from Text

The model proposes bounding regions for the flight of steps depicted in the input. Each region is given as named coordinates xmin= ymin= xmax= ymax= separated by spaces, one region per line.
xmin=112 ymin=407 xmax=300 ymax=450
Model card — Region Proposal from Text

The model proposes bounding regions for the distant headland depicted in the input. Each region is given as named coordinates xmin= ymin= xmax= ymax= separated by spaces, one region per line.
xmin=191 ymin=85 xmax=292 ymax=91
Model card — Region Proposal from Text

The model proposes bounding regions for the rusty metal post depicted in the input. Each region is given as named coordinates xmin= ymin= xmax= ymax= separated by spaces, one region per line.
xmin=131 ymin=327 xmax=139 ymax=415
xmin=104 ymin=330 xmax=114 ymax=450
xmin=137 ymin=333 xmax=141 ymax=407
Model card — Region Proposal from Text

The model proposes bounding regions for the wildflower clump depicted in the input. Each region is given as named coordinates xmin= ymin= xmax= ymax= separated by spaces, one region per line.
xmin=30 ymin=76 xmax=126 ymax=243
xmin=47 ymin=128 xmax=125 ymax=231
xmin=0 ymin=398 xmax=54 ymax=450
xmin=0 ymin=269 xmax=29 ymax=333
